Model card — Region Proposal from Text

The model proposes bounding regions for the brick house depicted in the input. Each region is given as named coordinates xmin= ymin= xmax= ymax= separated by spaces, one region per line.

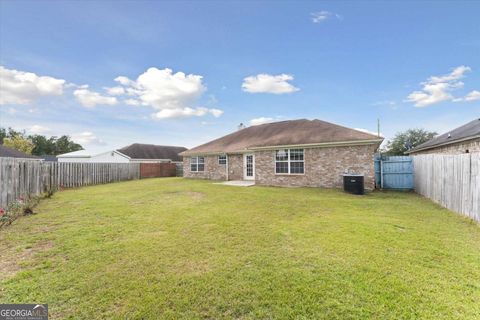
xmin=407 ymin=118 xmax=480 ymax=155
xmin=180 ymin=119 xmax=383 ymax=190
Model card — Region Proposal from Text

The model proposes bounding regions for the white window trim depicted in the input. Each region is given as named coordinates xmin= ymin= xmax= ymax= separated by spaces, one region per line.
xmin=274 ymin=149 xmax=305 ymax=175
xmin=190 ymin=156 xmax=205 ymax=172
xmin=218 ymin=155 xmax=227 ymax=165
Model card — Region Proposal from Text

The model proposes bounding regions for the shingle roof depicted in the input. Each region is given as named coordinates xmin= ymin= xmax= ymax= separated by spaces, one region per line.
xmin=0 ymin=144 xmax=40 ymax=159
xmin=181 ymin=119 xmax=382 ymax=155
xmin=117 ymin=143 xmax=187 ymax=161
xmin=40 ymin=155 xmax=58 ymax=162
xmin=409 ymin=118 xmax=480 ymax=153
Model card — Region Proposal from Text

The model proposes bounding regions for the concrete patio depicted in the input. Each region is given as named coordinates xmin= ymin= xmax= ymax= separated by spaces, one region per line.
xmin=214 ymin=180 xmax=256 ymax=187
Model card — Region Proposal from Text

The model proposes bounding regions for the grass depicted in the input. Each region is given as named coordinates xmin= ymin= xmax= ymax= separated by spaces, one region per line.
xmin=0 ymin=178 xmax=479 ymax=319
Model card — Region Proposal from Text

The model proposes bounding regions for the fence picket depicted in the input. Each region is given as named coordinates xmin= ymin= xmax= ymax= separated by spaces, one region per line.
xmin=0 ymin=159 xmax=141 ymax=208
xmin=413 ymin=153 xmax=479 ymax=222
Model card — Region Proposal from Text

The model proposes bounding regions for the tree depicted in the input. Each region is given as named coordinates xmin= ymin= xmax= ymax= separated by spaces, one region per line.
xmin=3 ymin=135 xmax=35 ymax=154
xmin=53 ymin=135 xmax=82 ymax=155
xmin=30 ymin=135 xmax=56 ymax=155
xmin=0 ymin=127 xmax=24 ymax=144
xmin=0 ymin=127 xmax=5 ymax=144
xmin=0 ymin=127 xmax=83 ymax=155
xmin=383 ymin=128 xmax=437 ymax=155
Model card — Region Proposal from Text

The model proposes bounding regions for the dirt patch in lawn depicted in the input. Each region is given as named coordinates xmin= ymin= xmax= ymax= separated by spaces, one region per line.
xmin=178 ymin=259 xmax=211 ymax=276
xmin=0 ymin=240 xmax=54 ymax=281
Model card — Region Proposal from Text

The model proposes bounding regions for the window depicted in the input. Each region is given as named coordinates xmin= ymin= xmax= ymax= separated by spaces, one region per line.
xmin=218 ymin=155 xmax=227 ymax=165
xmin=190 ymin=156 xmax=205 ymax=172
xmin=275 ymin=149 xmax=304 ymax=174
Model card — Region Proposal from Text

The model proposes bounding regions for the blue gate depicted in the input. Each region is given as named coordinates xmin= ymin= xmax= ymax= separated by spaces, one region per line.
xmin=374 ymin=155 xmax=414 ymax=189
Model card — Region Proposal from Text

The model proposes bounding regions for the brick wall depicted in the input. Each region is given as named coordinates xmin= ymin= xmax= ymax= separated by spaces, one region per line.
xmin=255 ymin=144 xmax=377 ymax=190
xmin=183 ymin=155 xmax=227 ymax=180
xmin=410 ymin=138 xmax=480 ymax=155
xmin=227 ymin=154 xmax=243 ymax=180
xmin=183 ymin=154 xmax=244 ymax=180
xmin=183 ymin=144 xmax=378 ymax=190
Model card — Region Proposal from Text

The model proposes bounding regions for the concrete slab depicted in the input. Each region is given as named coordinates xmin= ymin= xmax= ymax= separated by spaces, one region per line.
xmin=214 ymin=180 xmax=255 ymax=187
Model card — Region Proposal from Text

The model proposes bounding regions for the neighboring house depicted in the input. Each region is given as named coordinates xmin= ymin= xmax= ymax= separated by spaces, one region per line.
xmin=0 ymin=144 xmax=40 ymax=160
xmin=117 ymin=143 xmax=186 ymax=164
xmin=39 ymin=155 xmax=58 ymax=162
xmin=407 ymin=118 xmax=480 ymax=155
xmin=57 ymin=149 xmax=99 ymax=162
xmin=58 ymin=144 xmax=187 ymax=163
xmin=180 ymin=119 xmax=383 ymax=190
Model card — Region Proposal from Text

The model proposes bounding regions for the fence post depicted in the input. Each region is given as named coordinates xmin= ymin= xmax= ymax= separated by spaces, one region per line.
xmin=380 ymin=159 xmax=383 ymax=189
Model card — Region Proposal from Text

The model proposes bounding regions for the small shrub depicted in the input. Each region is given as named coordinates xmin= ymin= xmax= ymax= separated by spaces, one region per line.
xmin=0 ymin=196 xmax=41 ymax=229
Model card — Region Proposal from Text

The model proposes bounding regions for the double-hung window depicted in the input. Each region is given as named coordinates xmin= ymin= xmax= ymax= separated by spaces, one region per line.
xmin=275 ymin=149 xmax=304 ymax=174
xmin=218 ymin=155 xmax=227 ymax=165
xmin=190 ymin=156 xmax=205 ymax=172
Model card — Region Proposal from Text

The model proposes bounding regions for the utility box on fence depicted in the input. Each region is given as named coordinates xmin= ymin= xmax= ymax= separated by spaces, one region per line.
xmin=342 ymin=174 xmax=365 ymax=195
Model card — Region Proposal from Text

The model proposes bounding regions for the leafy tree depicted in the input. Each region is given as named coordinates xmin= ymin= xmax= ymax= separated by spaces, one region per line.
xmin=0 ymin=127 xmax=24 ymax=143
xmin=1 ymin=127 xmax=83 ymax=155
xmin=30 ymin=135 xmax=56 ymax=155
xmin=53 ymin=135 xmax=82 ymax=155
xmin=383 ymin=128 xmax=437 ymax=155
xmin=3 ymin=135 xmax=35 ymax=154
xmin=0 ymin=128 xmax=5 ymax=144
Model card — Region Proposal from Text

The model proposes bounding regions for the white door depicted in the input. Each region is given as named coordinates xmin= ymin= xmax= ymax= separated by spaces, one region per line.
xmin=243 ymin=154 xmax=255 ymax=180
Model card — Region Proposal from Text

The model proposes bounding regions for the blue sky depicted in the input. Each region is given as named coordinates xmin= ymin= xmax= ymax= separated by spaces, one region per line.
xmin=0 ymin=0 xmax=479 ymax=152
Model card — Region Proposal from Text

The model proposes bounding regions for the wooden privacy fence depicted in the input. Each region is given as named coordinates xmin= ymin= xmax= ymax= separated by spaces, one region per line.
xmin=374 ymin=155 xmax=414 ymax=189
xmin=0 ymin=158 xmax=140 ymax=209
xmin=413 ymin=153 xmax=479 ymax=222
xmin=139 ymin=163 xmax=176 ymax=179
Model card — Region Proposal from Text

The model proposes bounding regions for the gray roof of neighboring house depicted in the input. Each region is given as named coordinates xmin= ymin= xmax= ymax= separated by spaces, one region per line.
xmin=409 ymin=118 xmax=480 ymax=153
xmin=0 ymin=144 xmax=40 ymax=159
xmin=39 ymin=155 xmax=58 ymax=162
xmin=117 ymin=143 xmax=187 ymax=162
xmin=181 ymin=119 xmax=383 ymax=155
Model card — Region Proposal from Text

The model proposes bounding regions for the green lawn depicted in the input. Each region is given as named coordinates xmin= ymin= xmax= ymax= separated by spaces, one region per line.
xmin=1 ymin=178 xmax=479 ymax=319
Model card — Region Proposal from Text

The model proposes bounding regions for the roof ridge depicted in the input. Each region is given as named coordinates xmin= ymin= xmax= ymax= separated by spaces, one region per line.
xmin=182 ymin=118 xmax=383 ymax=155
xmin=118 ymin=143 xmax=187 ymax=149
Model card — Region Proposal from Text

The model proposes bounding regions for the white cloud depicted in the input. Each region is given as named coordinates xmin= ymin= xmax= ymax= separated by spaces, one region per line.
xmin=152 ymin=107 xmax=223 ymax=120
xmin=0 ymin=65 xmax=66 ymax=105
xmin=354 ymin=128 xmax=383 ymax=137
xmin=242 ymin=74 xmax=299 ymax=94
xmin=73 ymin=86 xmax=118 ymax=108
xmin=461 ymin=90 xmax=480 ymax=102
xmin=249 ymin=116 xmax=285 ymax=126
xmin=406 ymin=66 xmax=474 ymax=107
xmin=29 ymin=125 xmax=51 ymax=134
xmin=71 ymin=131 xmax=106 ymax=145
xmin=113 ymin=67 xmax=223 ymax=119
xmin=114 ymin=76 xmax=134 ymax=86
xmin=250 ymin=117 xmax=275 ymax=126
xmin=0 ymin=65 xmax=223 ymax=120
xmin=428 ymin=65 xmax=471 ymax=83
xmin=124 ymin=98 xmax=141 ymax=106
xmin=104 ymin=86 xmax=125 ymax=96
xmin=209 ymin=108 xmax=224 ymax=117
xmin=311 ymin=11 xmax=342 ymax=23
